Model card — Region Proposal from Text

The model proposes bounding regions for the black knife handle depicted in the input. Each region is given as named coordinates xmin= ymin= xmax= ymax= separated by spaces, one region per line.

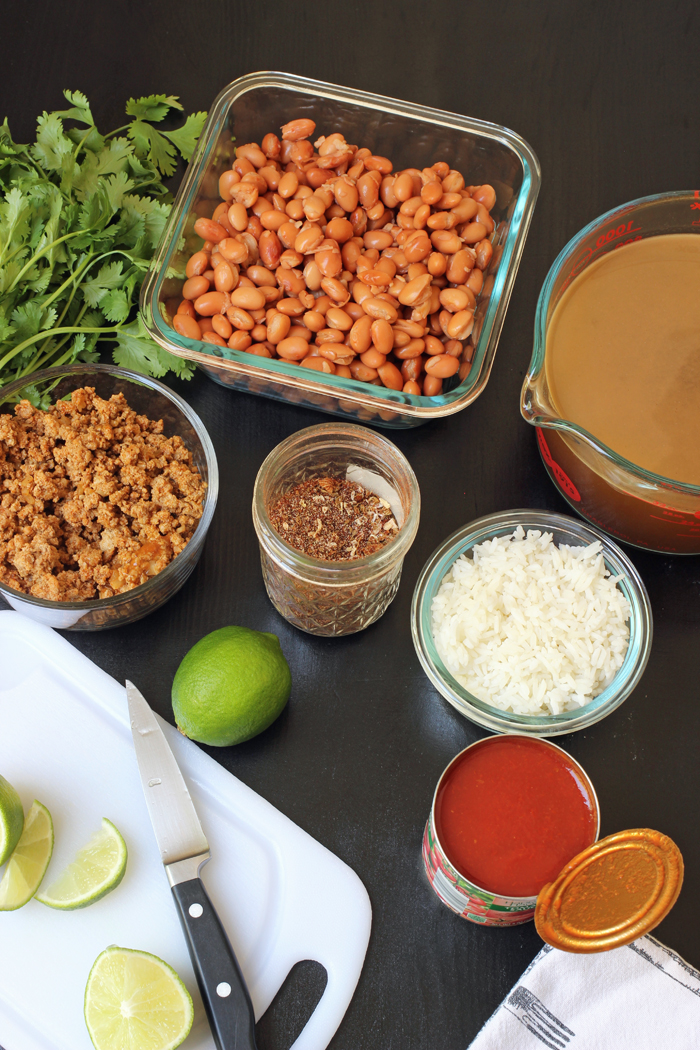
xmin=171 ymin=878 xmax=258 ymax=1050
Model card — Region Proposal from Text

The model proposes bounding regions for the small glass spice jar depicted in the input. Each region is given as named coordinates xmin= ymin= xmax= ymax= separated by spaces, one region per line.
xmin=252 ymin=423 xmax=420 ymax=637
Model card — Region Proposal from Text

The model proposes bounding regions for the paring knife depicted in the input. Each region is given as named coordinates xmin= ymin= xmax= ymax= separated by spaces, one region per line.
xmin=126 ymin=680 xmax=258 ymax=1050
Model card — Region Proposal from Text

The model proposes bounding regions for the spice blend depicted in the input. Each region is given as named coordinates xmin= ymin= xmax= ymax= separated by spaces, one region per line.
xmin=268 ymin=476 xmax=399 ymax=560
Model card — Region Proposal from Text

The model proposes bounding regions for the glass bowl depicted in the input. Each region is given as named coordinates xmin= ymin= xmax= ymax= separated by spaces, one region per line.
xmin=252 ymin=422 xmax=420 ymax=636
xmin=140 ymin=71 xmax=540 ymax=428
xmin=0 ymin=364 xmax=218 ymax=630
xmin=411 ymin=509 xmax=653 ymax=736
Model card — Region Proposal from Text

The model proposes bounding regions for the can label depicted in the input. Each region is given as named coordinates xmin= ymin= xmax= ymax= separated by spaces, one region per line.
xmin=423 ymin=819 xmax=536 ymax=926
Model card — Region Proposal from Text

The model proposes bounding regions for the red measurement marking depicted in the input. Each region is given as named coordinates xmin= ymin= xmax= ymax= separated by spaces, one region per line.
xmin=536 ymin=426 xmax=554 ymax=466
xmin=650 ymin=515 xmax=700 ymax=532
xmin=536 ymin=429 xmax=582 ymax=502
xmin=594 ymin=220 xmax=642 ymax=250
xmin=691 ymin=191 xmax=700 ymax=225
xmin=566 ymin=219 xmax=644 ymax=283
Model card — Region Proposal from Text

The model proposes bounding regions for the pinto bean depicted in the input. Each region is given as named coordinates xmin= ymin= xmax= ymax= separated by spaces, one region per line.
xmin=280 ymin=118 xmax=316 ymax=141
xmin=173 ymin=314 xmax=202 ymax=340
xmin=424 ymin=353 xmax=460 ymax=378
xmin=378 ymin=361 xmax=403 ymax=390
xmin=422 ymin=374 xmax=443 ymax=396
xmin=193 ymin=291 xmax=228 ymax=316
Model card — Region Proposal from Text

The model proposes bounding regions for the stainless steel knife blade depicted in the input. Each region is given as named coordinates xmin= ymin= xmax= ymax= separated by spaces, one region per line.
xmin=126 ymin=680 xmax=210 ymax=867
xmin=127 ymin=680 xmax=259 ymax=1048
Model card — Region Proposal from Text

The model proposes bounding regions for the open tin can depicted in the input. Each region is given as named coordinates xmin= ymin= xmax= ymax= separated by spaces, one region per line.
xmin=424 ymin=736 xmax=684 ymax=949
xmin=423 ymin=736 xmax=600 ymax=926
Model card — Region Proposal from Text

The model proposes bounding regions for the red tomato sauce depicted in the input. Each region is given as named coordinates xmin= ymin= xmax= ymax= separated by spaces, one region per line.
xmin=434 ymin=737 xmax=598 ymax=898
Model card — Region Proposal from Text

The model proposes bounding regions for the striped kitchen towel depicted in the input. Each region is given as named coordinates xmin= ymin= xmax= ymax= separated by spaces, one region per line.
xmin=468 ymin=935 xmax=700 ymax=1049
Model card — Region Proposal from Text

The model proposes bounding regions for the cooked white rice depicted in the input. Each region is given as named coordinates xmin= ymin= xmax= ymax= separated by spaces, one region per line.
xmin=431 ymin=526 xmax=631 ymax=716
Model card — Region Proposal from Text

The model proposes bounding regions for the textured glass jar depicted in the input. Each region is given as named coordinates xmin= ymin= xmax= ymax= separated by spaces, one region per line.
xmin=252 ymin=424 xmax=420 ymax=636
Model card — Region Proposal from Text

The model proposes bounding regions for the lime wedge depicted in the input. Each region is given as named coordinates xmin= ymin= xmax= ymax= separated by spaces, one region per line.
xmin=0 ymin=800 xmax=53 ymax=910
xmin=0 ymin=774 xmax=24 ymax=867
xmin=84 ymin=946 xmax=194 ymax=1050
xmin=36 ymin=818 xmax=127 ymax=910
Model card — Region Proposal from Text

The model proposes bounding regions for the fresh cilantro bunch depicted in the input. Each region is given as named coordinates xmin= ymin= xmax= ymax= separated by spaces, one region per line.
xmin=0 ymin=90 xmax=207 ymax=402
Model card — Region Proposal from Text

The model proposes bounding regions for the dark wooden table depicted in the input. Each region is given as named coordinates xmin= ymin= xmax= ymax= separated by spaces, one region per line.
xmin=3 ymin=3 xmax=700 ymax=1048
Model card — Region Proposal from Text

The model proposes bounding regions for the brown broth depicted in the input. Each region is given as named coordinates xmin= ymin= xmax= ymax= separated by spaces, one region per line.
xmin=545 ymin=234 xmax=700 ymax=485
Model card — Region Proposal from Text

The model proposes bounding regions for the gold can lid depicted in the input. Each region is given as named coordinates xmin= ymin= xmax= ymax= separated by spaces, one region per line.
xmin=535 ymin=829 xmax=683 ymax=953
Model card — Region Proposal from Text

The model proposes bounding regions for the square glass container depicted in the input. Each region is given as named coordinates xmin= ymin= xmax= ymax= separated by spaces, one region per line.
xmin=140 ymin=72 xmax=540 ymax=428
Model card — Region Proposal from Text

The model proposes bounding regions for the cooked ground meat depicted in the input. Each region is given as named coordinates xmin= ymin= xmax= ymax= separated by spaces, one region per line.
xmin=0 ymin=387 xmax=206 ymax=601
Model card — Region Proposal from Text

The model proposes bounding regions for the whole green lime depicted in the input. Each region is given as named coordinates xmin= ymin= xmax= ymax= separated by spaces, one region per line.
xmin=172 ymin=627 xmax=291 ymax=746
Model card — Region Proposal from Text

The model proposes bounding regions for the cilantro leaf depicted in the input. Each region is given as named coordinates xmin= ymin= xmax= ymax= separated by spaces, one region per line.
xmin=125 ymin=95 xmax=183 ymax=122
xmin=54 ymin=89 xmax=94 ymax=125
xmin=7 ymin=383 xmax=54 ymax=409
xmin=0 ymin=257 xmax=27 ymax=296
xmin=26 ymin=265 xmax=53 ymax=295
xmin=0 ymin=315 xmax=15 ymax=342
xmin=98 ymin=137 xmax=133 ymax=173
xmin=11 ymin=301 xmax=57 ymax=341
xmin=82 ymin=260 xmax=125 ymax=307
xmin=105 ymin=170 xmax=135 ymax=211
xmin=66 ymin=124 xmax=105 ymax=155
xmin=70 ymin=331 xmax=86 ymax=357
xmin=121 ymin=194 xmax=171 ymax=251
xmin=78 ymin=184 xmax=115 ymax=231
xmin=31 ymin=113 xmax=73 ymax=170
xmin=0 ymin=118 xmax=28 ymax=159
xmin=112 ymin=316 xmax=195 ymax=378
xmin=100 ymin=288 xmax=130 ymax=323
xmin=128 ymin=120 xmax=177 ymax=176
xmin=0 ymin=186 xmax=32 ymax=264
xmin=162 ymin=112 xmax=208 ymax=161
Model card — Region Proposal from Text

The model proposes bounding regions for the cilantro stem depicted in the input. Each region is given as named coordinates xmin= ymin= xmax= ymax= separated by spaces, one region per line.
xmin=7 ymin=229 xmax=93 ymax=295
xmin=40 ymin=340 xmax=91 ymax=372
xmin=104 ymin=124 xmax=132 ymax=139
xmin=41 ymin=252 xmax=96 ymax=311
xmin=31 ymin=265 xmax=88 ymax=364
xmin=0 ymin=324 xmax=121 ymax=375
xmin=28 ymin=303 xmax=90 ymax=374
xmin=72 ymin=127 xmax=94 ymax=157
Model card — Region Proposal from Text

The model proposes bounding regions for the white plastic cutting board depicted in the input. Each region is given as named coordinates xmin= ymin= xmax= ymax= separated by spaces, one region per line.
xmin=0 ymin=612 xmax=371 ymax=1050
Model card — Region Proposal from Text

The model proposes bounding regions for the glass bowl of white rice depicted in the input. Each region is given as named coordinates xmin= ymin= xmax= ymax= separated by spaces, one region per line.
xmin=411 ymin=509 xmax=653 ymax=736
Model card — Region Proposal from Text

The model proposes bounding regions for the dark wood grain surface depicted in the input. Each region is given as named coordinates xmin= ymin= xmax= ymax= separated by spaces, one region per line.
xmin=2 ymin=3 xmax=700 ymax=1048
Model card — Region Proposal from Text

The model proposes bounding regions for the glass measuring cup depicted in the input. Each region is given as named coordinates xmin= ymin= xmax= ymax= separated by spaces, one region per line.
xmin=521 ymin=191 xmax=700 ymax=554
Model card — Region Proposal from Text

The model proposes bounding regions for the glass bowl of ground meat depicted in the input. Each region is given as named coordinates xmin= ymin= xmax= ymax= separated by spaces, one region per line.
xmin=0 ymin=364 xmax=218 ymax=630
xmin=252 ymin=422 xmax=420 ymax=635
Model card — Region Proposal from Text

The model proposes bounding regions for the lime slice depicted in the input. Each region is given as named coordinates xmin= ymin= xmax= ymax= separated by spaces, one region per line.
xmin=0 ymin=774 xmax=24 ymax=867
xmin=84 ymin=946 xmax=194 ymax=1050
xmin=36 ymin=818 xmax=127 ymax=910
xmin=0 ymin=800 xmax=53 ymax=910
